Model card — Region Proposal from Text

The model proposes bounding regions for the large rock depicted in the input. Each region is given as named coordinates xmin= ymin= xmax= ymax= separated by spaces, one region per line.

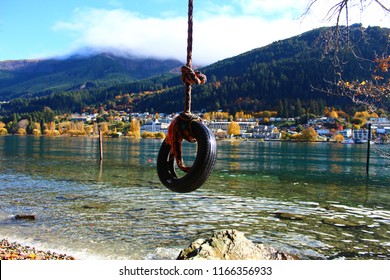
xmin=177 ymin=229 xmax=297 ymax=260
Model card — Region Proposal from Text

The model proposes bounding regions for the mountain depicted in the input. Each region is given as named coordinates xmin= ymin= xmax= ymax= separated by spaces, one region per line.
xmin=0 ymin=52 xmax=182 ymax=100
xmin=1 ymin=25 xmax=389 ymax=117
xmin=135 ymin=25 xmax=389 ymax=114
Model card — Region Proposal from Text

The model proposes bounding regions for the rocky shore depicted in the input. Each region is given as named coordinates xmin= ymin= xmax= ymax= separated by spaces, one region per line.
xmin=1 ymin=239 xmax=75 ymax=260
xmin=2 ymin=230 xmax=294 ymax=260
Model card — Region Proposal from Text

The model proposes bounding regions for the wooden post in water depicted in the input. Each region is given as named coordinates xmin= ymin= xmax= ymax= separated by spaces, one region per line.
xmin=366 ymin=123 xmax=372 ymax=176
xmin=99 ymin=129 xmax=103 ymax=162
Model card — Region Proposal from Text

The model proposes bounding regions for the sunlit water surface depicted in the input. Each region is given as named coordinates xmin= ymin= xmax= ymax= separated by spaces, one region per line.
xmin=0 ymin=136 xmax=389 ymax=259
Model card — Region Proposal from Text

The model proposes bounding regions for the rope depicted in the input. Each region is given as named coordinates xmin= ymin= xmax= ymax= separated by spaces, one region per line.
xmin=165 ymin=0 xmax=206 ymax=172
xmin=181 ymin=0 xmax=207 ymax=115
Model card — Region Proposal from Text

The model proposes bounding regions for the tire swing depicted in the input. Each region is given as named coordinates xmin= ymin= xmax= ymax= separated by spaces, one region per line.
xmin=157 ymin=0 xmax=217 ymax=193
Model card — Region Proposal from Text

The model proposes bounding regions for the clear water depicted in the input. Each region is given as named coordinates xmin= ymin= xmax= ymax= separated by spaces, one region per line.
xmin=0 ymin=135 xmax=389 ymax=260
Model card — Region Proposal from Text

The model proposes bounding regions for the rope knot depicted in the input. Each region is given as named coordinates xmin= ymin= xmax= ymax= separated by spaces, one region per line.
xmin=165 ymin=116 xmax=198 ymax=173
xmin=181 ymin=65 xmax=207 ymax=85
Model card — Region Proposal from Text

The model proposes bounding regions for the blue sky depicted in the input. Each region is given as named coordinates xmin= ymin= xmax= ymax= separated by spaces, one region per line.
xmin=0 ymin=0 xmax=388 ymax=65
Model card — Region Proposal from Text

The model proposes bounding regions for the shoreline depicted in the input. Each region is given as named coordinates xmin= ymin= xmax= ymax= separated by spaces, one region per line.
xmin=1 ymin=239 xmax=75 ymax=260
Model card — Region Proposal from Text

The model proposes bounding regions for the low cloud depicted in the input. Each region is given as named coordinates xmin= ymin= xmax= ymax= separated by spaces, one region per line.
xmin=53 ymin=1 xmax=389 ymax=65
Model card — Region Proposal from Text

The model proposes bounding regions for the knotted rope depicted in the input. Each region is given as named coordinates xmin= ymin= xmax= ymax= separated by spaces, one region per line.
xmin=165 ymin=0 xmax=207 ymax=172
xmin=181 ymin=0 xmax=207 ymax=116
xmin=181 ymin=66 xmax=207 ymax=86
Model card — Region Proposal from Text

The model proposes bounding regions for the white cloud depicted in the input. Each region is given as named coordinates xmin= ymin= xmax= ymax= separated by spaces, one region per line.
xmin=53 ymin=8 xmax=188 ymax=61
xmin=53 ymin=2 xmax=389 ymax=65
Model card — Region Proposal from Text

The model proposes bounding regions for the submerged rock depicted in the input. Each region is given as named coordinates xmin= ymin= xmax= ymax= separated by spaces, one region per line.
xmin=273 ymin=212 xmax=306 ymax=220
xmin=322 ymin=218 xmax=367 ymax=228
xmin=177 ymin=229 xmax=297 ymax=260
xmin=14 ymin=214 xmax=36 ymax=220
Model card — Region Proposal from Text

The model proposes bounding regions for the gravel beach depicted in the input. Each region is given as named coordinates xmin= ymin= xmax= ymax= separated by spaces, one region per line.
xmin=1 ymin=239 xmax=75 ymax=260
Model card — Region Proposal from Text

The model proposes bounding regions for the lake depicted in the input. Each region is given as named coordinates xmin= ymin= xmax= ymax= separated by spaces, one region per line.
xmin=0 ymin=135 xmax=389 ymax=260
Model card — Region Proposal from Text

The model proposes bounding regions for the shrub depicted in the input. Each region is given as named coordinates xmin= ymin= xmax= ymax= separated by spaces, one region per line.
xmin=141 ymin=132 xmax=156 ymax=139
xmin=334 ymin=134 xmax=345 ymax=143
xmin=0 ymin=128 xmax=7 ymax=135
xmin=16 ymin=128 xmax=27 ymax=135
xmin=141 ymin=131 xmax=166 ymax=139
xmin=155 ymin=132 xmax=166 ymax=139
xmin=67 ymin=130 xmax=87 ymax=136
xmin=126 ymin=131 xmax=141 ymax=138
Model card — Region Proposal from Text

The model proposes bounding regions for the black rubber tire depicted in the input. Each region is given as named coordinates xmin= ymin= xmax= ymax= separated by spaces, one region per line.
xmin=157 ymin=121 xmax=217 ymax=193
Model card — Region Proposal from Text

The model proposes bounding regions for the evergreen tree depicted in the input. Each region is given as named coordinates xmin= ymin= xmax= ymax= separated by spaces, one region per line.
xmin=26 ymin=116 xmax=35 ymax=135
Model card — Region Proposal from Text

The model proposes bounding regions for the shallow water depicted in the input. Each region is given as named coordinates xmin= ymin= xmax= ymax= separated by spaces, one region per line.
xmin=0 ymin=136 xmax=389 ymax=259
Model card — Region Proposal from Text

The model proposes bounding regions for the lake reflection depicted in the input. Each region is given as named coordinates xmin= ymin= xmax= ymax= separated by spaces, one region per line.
xmin=0 ymin=136 xmax=389 ymax=260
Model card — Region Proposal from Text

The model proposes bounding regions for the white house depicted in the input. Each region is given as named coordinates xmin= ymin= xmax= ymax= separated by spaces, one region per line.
xmin=140 ymin=119 xmax=169 ymax=134
xmin=316 ymin=129 xmax=331 ymax=136
xmin=339 ymin=129 xmax=352 ymax=138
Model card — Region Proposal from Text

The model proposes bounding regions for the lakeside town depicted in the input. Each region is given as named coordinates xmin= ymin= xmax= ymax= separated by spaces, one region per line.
xmin=0 ymin=107 xmax=389 ymax=144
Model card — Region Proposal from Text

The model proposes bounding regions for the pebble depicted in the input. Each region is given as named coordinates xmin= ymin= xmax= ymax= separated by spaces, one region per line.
xmin=1 ymin=239 xmax=75 ymax=260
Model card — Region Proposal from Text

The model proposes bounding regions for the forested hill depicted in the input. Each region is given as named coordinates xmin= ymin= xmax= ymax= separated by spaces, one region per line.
xmin=1 ymin=25 xmax=389 ymax=117
xmin=135 ymin=25 xmax=389 ymax=114
xmin=0 ymin=52 xmax=182 ymax=100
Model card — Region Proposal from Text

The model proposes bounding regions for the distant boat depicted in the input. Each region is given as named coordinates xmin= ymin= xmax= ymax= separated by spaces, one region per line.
xmin=341 ymin=139 xmax=354 ymax=144
xmin=354 ymin=139 xmax=368 ymax=144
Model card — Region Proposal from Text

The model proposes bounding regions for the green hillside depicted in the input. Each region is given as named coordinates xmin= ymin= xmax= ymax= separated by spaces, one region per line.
xmin=0 ymin=53 xmax=182 ymax=100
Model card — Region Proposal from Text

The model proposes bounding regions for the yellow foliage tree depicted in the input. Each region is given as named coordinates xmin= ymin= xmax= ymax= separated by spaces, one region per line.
xmin=100 ymin=122 xmax=109 ymax=134
xmin=334 ymin=134 xmax=345 ymax=143
xmin=235 ymin=111 xmax=253 ymax=120
xmin=329 ymin=110 xmax=339 ymax=118
xmin=16 ymin=128 xmax=27 ymax=135
xmin=300 ymin=127 xmax=318 ymax=142
xmin=210 ymin=111 xmax=231 ymax=121
xmin=93 ymin=122 xmax=99 ymax=135
xmin=254 ymin=111 xmax=278 ymax=118
xmin=203 ymin=113 xmax=211 ymax=121
xmin=85 ymin=125 xmax=94 ymax=135
xmin=227 ymin=121 xmax=241 ymax=136
xmin=0 ymin=127 xmax=8 ymax=135
xmin=0 ymin=122 xmax=7 ymax=135
xmin=32 ymin=129 xmax=41 ymax=136
xmin=127 ymin=119 xmax=141 ymax=138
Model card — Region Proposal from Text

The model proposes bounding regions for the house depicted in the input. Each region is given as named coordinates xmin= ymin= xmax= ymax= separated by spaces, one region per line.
xmin=316 ymin=129 xmax=331 ymax=136
xmin=339 ymin=129 xmax=352 ymax=138
xmin=207 ymin=121 xmax=230 ymax=132
xmin=207 ymin=121 xmax=258 ymax=135
xmin=140 ymin=119 xmax=169 ymax=134
xmin=353 ymin=129 xmax=372 ymax=141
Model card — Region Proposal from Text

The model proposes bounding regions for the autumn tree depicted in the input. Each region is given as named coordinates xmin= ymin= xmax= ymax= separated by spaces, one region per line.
xmin=0 ymin=122 xmax=8 ymax=135
xmin=203 ymin=113 xmax=211 ymax=121
xmin=334 ymin=134 xmax=345 ymax=142
xmin=100 ymin=122 xmax=109 ymax=135
xmin=32 ymin=123 xmax=41 ymax=136
xmin=227 ymin=121 xmax=241 ymax=137
xmin=235 ymin=111 xmax=253 ymax=120
xmin=336 ymin=56 xmax=390 ymax=112
xmin=300 ymin=127 xmax=319 ymax=142
xmin=253 ymin=111 xmax=278 ymax=118
xmin=305 ymin=1 xmax=389 ymax=111
xmin=92 ymin=122 xmax=98 ymax=135
xmin=126 ymin=119 xmax=141 ymax=138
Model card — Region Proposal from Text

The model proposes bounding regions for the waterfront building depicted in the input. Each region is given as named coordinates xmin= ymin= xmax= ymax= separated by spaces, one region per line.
xmin=353 ymin=129 xmax=372 ymax=141
xmin=140 ymin=119 xmax=169 ymax=134
xmin=339 ymin=129 xmax=352 ymax=138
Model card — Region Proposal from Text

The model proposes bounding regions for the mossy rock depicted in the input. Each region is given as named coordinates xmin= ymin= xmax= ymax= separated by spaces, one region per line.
xmin=274 ymin=212 xmax=306 ymax=220
xmin=322 ymin=218 xmax=366 ymax=228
